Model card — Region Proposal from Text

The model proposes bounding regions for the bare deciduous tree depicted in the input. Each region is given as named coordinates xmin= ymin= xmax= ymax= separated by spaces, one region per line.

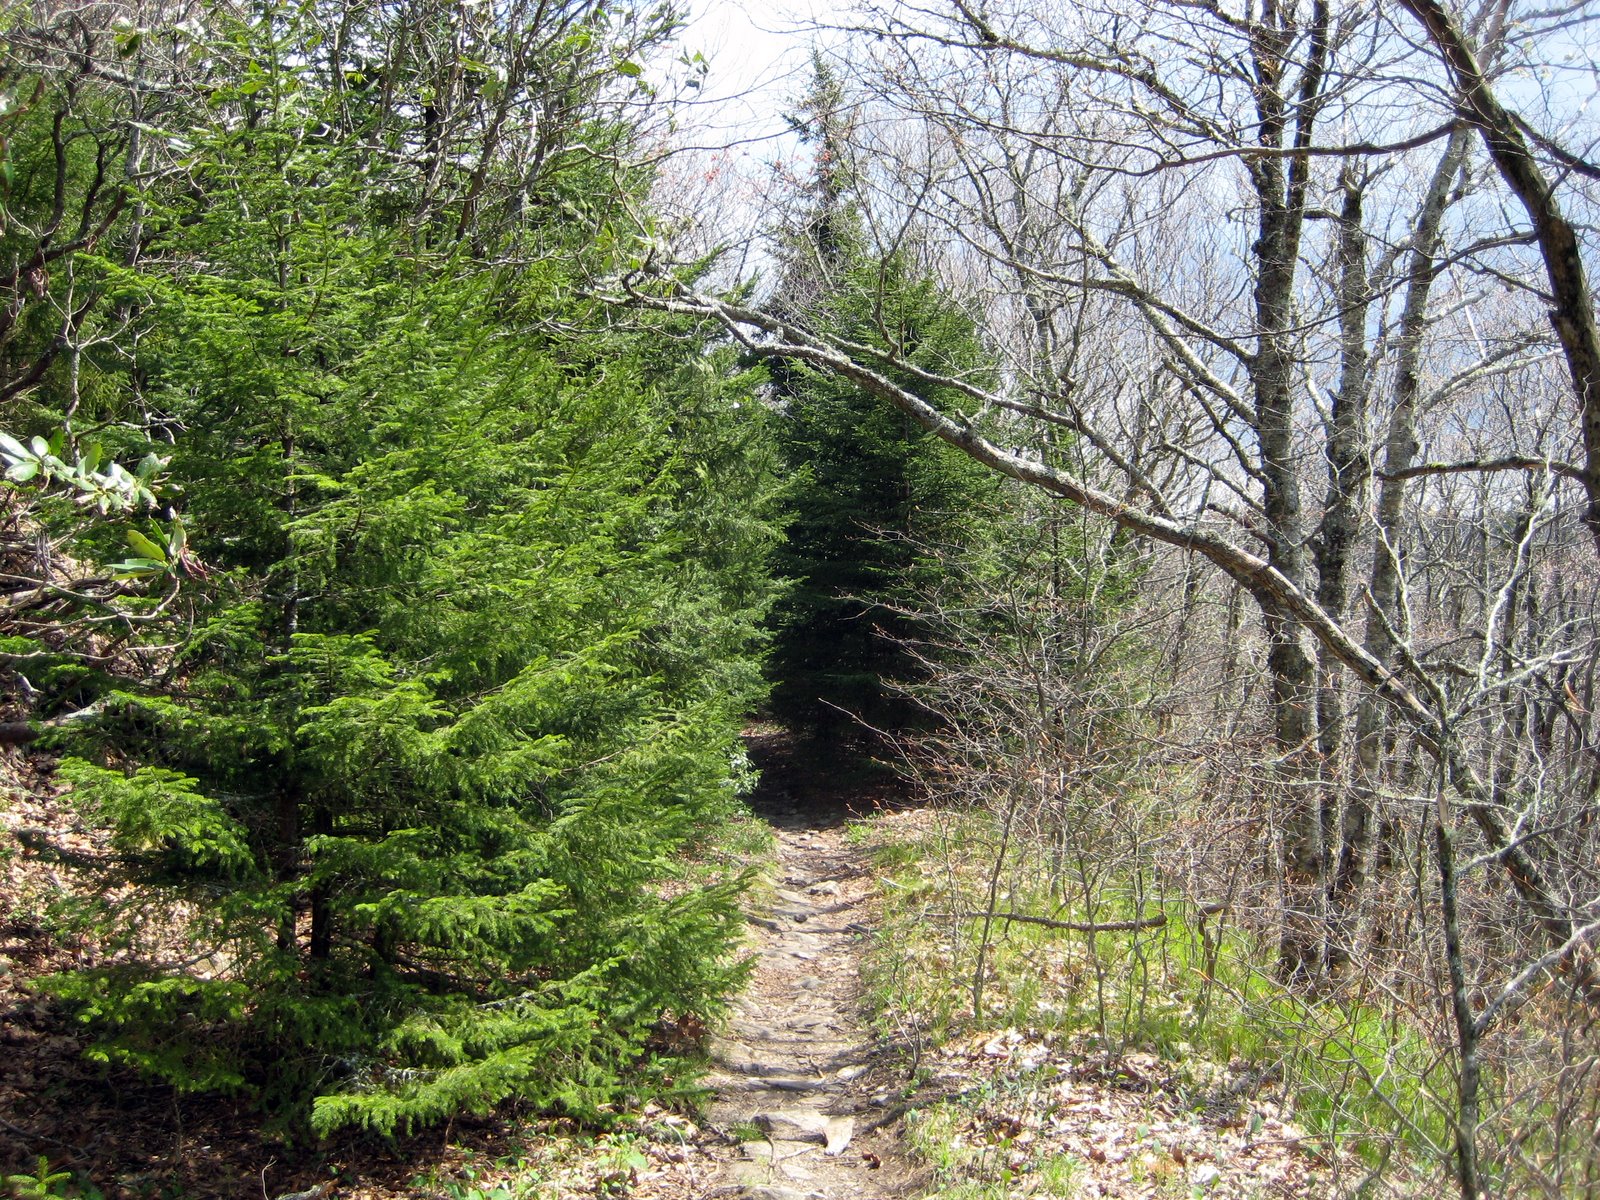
xmin=622 ymin=0 xmax=1600 ymax=1189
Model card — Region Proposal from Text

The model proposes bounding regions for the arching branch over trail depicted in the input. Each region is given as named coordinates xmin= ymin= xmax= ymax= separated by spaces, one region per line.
xmin=614 ymin=275 xmax=1600 ymax=1003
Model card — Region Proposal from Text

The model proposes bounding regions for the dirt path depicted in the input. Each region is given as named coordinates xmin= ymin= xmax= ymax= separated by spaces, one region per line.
xmin=0 ymin=734 xmax=925 ymax=1200
xmin=693 ymin=736 xmax=921 ymax=1200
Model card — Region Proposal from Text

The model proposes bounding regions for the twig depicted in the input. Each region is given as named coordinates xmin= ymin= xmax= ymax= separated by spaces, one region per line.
xmin=0 ymin=1114 xmax=89 ymax=1165
xmin=930 ymin=902 xmax=1224 ymax=934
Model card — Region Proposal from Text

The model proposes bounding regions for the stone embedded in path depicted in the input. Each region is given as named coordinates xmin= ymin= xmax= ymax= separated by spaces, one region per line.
xmin=755 ymin=1108 xmax=829 ymax=1143
xmin=714 ymin=1074 xmax=805 ymax=1094
xmin=738 ymin=1186 xmax=814 ymax=1200
xmin=767 ymin=1076 xmax=834 ymax=1093
xmin=823 ymin=1116 xmax=855 ymax=1156
xmin=733 ymin=1143 xmax=821 ymax=1187
xmin=715 ymin=1044 xmax=791 ymax=1075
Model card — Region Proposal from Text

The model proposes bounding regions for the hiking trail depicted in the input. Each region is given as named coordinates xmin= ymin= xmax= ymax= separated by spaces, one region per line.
xmin=692 ymin=731 xmax=920 ymax=1200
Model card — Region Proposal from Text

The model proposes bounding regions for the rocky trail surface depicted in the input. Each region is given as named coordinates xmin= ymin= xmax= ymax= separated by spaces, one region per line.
xmin=691 ymin=735 xmax=920 ymax=1200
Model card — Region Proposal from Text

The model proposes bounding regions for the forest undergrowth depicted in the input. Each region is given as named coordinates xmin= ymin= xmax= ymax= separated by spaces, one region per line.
xmin=0 ymin=745 xmax=773 ymax=1200
xmin=852 ymin=801 xmax=1442 ymax=1199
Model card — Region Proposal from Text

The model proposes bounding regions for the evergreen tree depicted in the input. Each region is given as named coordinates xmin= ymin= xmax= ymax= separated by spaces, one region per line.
xmin=766 ymin=59 xmax=996 ymax=741
xmin=4 ymin=3 xmax=782 ymax=1135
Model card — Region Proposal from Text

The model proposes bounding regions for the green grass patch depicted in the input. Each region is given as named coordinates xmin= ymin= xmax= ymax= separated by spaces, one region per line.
xmin=857 ymin=807 xmax=1449 ymax=1173
xmin=905 ymin=1096 xmax=1086 ymax=1199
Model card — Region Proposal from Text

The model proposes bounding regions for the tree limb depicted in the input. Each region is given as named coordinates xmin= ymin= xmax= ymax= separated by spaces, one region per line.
xmin=1397 ymin=0 xmax=1600 ymax=556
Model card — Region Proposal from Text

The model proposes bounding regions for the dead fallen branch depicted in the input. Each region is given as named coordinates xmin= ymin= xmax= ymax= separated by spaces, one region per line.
xmin=930 ymin=902 xmax=1225 ymax=934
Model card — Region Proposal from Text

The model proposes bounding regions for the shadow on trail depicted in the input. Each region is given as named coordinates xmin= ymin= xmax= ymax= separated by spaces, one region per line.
xmin=742 ymin=726 xmax=918 ymax=832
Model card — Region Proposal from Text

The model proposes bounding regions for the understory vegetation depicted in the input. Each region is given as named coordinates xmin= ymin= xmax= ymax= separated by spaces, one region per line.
xmin=0 ymin=0 xmax=781 ymax=1150
xmin=858 ymin=779 xmax=1598 ymax=1197
xmin=859 ymin=807 xmax=1432 ymax=1196
xmin=846 ymin=486 xmax=1600 ymax=1197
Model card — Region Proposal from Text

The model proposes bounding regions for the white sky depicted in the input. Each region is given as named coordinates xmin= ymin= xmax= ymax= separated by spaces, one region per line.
xmin=677 ymin=0 xmax=829 ymax=139
xmin=647 ymin=1 xmax=840 ymax=277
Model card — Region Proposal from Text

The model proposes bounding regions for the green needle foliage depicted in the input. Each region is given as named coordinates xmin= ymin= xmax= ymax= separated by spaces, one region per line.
xmin=5 ymin=1 xmax=781 ymax=1136
xmin=767 ymin=257 xmax=998 ymax=739
xmin=765 ymin=59 xmax=997 ymax=740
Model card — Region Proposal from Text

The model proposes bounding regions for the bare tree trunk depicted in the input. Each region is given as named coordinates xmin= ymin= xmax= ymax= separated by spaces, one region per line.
xmin=1434 ymin=757 xmax=1483 ymax=1199
xmin=1344 ymin=124 xmax=1473 ymax=906
xmin=1314 ymin=166 xmax=1371 ymax=765
xmin=1398 ymin=0 xmax=1600 ymax=557
xmin=1315 ymin=165 xmax=1374 ymax=968
xmin=1247 ymin=0 xmax=1331 ymax=982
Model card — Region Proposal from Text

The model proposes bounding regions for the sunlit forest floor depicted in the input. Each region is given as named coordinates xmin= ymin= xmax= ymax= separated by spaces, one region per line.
xmin=3 ymin=733 xmax=1352 ymax=1198
xmin=849 ymin=803 xmax=1364 ymax=1200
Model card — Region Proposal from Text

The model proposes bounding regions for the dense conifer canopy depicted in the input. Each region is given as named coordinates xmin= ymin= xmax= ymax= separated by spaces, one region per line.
xmin=1 ymin=0 xmax=781 ymax=1134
